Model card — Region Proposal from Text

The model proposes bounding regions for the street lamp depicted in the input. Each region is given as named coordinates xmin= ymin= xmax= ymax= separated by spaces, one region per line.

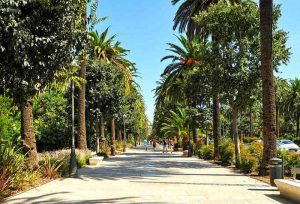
xmin=69 ymin=80 xmax=77 ymax=177
xmin=123 ymin=114 xmax=127 ymax=152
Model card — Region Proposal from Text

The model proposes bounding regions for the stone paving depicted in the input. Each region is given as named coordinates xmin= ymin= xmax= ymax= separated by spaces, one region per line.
xmin=6 ymin=147 xmax=293 ymax=204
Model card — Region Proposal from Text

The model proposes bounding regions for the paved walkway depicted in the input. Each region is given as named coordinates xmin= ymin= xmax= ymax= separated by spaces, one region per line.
xmin=6 ymin=148 xmax=292 ymax=204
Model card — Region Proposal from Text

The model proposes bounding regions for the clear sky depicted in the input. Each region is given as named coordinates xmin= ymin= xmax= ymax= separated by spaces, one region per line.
xmin=96 ymin=0 xmax=300 ymax=123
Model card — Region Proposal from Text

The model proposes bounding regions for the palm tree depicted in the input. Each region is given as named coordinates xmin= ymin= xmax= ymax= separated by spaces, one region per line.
xmin=77 ymin=0 xmax=88 ymax=150
xmin=284 ymin=79 xmax=300 ymax=139
xmin=89 ymin=29 xmax=136 ymax=150
xmin=172 ymin=0 xmax=240 ymax=159
xmin=259 ymin=0 xmax=276 ymax=175
xmin=159 ymin=35 xmax=207 ymax=143
xmin=161 ymin=108 xmax=189 ymax=140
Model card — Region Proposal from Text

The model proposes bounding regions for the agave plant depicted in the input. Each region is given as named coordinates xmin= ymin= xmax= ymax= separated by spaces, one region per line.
xmin=40 ymin=156 xmax=65 ymax=179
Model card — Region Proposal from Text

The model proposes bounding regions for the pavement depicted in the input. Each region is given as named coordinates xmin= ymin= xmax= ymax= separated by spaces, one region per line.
xmin=6 ymin=147 xmax=294 ymax=204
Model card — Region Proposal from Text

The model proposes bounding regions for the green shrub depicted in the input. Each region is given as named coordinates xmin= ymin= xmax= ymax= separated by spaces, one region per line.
xmin=248 ymin=142 xmax=263 ymax=172
xmin=0 ymin=143 xmax=35 ymax=198
xmin=219 ymin=141 xmax=235 ymax=165
xmin=278 ymin=150 xmax=300 ymax=175
xmin=243 ymin=136 xmax=260 ymax=144
xmin=198 ymin=144 xmax=214 ymax=160
xmin=240 ymin=147 xmax=259 ymax=173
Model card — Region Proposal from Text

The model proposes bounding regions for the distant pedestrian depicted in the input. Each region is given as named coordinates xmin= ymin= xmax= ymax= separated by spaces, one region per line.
xmin=143 ymin=139 xmax=148 ymax=151
xmin=169 ymin=139 xmax=173 ymax=154
xmin=153 ymin=139 xmax=157 ymax=151
xmin=163 ymin=139 xmax=167 ymax=153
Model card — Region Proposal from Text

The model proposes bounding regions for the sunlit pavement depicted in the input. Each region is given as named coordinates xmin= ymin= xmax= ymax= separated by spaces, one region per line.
xmin=6 ymin=147 xmax=293 ymax=204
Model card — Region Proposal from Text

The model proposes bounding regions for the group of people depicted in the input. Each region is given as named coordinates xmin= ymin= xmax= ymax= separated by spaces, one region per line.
xmin=143 ymin=138 xmax=173 ymax=153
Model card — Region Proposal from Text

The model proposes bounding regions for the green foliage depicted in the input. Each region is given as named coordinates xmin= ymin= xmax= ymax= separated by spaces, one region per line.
xmin=39 ymin=157 xmax=64 ymax=179
xmin=278 ymin=150 xmax=300 ymax=175
xmin=240 ymin=147 xmax=259 ymax=173
xmin=219 ymin=141 xmax=235 ymax=165
xmin=0 ymin=96 xmax=20 ymax=144
xmin=0 ymin=0 xmax=81 ymax=103
xmin=198 ymin=144 xmax=214 ymax=160
xmin=0 ymin=142 xmax=38 ymax=198
xmin=33 ymin=89 xmax=70 ymax=151
xmin=243 ymin=137 xmax=260 ymax=144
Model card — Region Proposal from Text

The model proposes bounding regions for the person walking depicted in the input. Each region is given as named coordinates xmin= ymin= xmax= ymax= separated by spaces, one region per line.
xmin=162 ymin=139 xmax=167 ymax=153
xmin=152 ymin=138 xmax=157 ymax=152
xmin=143 ymin=138 xmax=148 ymax=151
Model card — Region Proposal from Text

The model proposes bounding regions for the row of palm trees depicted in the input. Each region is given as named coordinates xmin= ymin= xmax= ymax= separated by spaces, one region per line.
xmin=154 ymin=0 xmax=277 ymax=174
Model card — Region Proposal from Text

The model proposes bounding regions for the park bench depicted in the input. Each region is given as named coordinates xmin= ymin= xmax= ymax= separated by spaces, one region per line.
xmin=89 ymin=156 xmax=104 ymax=166
xmin=274 ymin=167 xmax=300 ymax=203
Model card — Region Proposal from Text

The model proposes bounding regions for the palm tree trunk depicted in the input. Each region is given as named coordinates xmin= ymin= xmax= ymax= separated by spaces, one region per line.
xmin=213 ymin=93 xmax=221 ymax=159
xmin=77 ymin=60 xmax=87 ymax=150
xmin=95 ymin=119 xmax=100 ymax=153
xmin=118 ymin=127 xmax=122 ymax=141
xmin=296 ymin=110 xmax=300 ymax=139
xmin=249 ymin=107 xmax=253 ymax=136
xmin=111 ymin=118 xmax=116 ymax=146
xmin=21 ymin=98 xmax=38 ymax=168
xmin=192 ymin=127 xmax=198 ymax=143
xmin=276 ymin=105 xmax=280 ymax=137
xmin=231 ymin=104 xmax=241 ymax=167
xmin=260 ymin=0 xmax=277 ymax=175
xmin=100 ymin=115 xmax=105 ymax=142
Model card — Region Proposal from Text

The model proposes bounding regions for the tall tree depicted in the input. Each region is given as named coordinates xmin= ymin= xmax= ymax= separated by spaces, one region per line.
xmin=260 ymin=0 xmax=276 ymax=175
xmin=77 ymin=0 xmax=88 ymax=150
xmin=0 ymin=0 xmax=79 ymax=167
xmin=172 ymin=0 xmax=240 ymax=159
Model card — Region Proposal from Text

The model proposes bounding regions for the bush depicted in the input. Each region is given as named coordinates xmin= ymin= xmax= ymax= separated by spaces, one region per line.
xmin=116 ymin=140 xmax=123 ymax=152
xmin=219 ymin=141 xmax=235 ymax=165
xmin=240 ymin=147 xmax=259 ymax=173
xmin=39 ymin=157 xmax=64 ymax=179
xmin=38 ymin=149 xmax=91 ymax=176
xmin=0 ymin=143 xmax=37 ymax=198
xmin=278 ymin=150 xmax=300 ymax=175
xmin=243 ymin=136 xmax=260 ymax=144
xmin=198 ymin=144 xmax=214 ymax=160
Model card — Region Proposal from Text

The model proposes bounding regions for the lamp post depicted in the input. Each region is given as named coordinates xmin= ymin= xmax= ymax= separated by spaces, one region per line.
xmin=69 ymin=80 xmax=77 ymax=177
xmin=123 ymin=114 xmax=127 ymax=152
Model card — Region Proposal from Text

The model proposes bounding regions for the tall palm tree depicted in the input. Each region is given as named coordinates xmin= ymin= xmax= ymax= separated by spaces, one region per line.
xmin=172 ymin=0 xmax=240 ymax=158
xmin=260 ymin=0 xmax=276 ymax=175
xmin=77 ymin=0 xmax=88 ymax=150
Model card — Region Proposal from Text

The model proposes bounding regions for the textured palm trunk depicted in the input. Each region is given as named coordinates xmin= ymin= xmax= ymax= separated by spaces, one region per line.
xmin=111 ymin=118 xmax=116 ymax=146
xmin=21 ymin=99 xmax=38 ymax=168
xmin=296 ymin=110 xmax=300 ymax=139
xmin=192 ymin=127 xmax=198 ymax=143
xmin=77 ymin=60 xmax=87 ymax=150
xmin=249 ymin=107 xmax=253 ymax=136
xmin=231 ymin=104 xmax=241 ymax=167
xmin=118 ymin=127 xmax=122 ymax=141
xmin=95 ymin=119 xmax=100 ymax=153
xmin=276 ymin=106 xmax=280 ymax=137
xmin=213 ymin=93 xmax=221 ymax=159
xmin=260 ymin=0 xmax=277 ymax=175
xmin=100 ymin=115 xmax=105 ymax=142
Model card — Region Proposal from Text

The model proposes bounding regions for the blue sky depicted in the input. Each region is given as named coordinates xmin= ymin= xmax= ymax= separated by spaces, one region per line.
xmin=96 ymin=0 xmax=300 ymax=122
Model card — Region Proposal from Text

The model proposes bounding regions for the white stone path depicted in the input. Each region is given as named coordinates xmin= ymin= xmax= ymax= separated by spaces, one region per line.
xmin=6 ymin=148 xmax=293 ymax=204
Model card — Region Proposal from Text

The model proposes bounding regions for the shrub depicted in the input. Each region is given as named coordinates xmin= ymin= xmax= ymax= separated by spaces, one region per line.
xmin=240 ymin=147 xmax=259 ymax=173
xmin=39 ymin=157 xmax=64 ymax=179
xmin=219 ymin=141 xmax=235 ymax=165
xmin=38 ymin=149 xmax=91 ymax=176
xmin=116 ymin=140 xmax=123 ymax=152
xmin=248 ymin=142 xmax=263 ymax=172
xmin=278 ymin=150 xmax=300 ymax=175
xmin=0 ymin=143 xmax=35 ymax=198
xmin=198 ymin=144 xmax=214 ymax=160
xmin=243 ymin=136 xmax=260 ymax=144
